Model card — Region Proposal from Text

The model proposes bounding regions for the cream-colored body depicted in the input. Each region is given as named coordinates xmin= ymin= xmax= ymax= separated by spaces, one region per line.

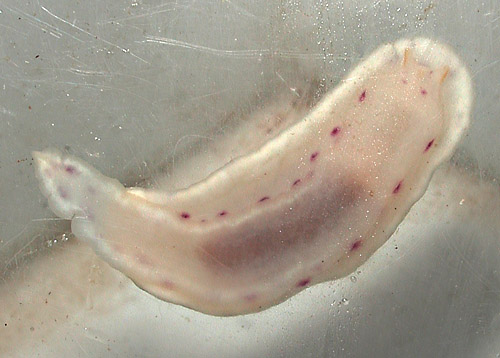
xmin=33 ymin=38 xmax=472 ymax=316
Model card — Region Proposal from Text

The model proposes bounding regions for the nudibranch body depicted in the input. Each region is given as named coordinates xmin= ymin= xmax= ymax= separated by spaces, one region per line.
xmin=34 ymin=38 xmax=472 ymax=316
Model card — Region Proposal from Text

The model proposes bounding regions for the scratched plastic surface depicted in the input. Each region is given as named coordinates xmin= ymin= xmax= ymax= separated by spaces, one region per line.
xmin=1 ymin=0 xmax=500 ymax=357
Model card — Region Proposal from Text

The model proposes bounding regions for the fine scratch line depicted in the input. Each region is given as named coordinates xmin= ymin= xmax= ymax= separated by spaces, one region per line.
xmin=40 ymin=5 xmax=149 ymax=64
xmin=144 ymin=36 xmax=340 ymax=60
xmin=5 ymin=4 xmax=82 ymax=42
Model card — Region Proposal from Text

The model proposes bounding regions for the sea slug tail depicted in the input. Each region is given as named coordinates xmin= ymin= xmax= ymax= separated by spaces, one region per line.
xmin=33 ymin=149 xmax=124 ymax=255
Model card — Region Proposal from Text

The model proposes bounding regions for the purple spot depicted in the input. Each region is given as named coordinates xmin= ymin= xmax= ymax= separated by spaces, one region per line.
xmin=393 ymin=181 xmax=403 ymax=194
xmin=64 ymin=165 xmax=78 ymax=175
xmin=402 ymin=79 xmax=408 ymax=84
xmin=310 ymin=151 xmax=319 ymax=161
xmin=57 ymin=186 xmax=68 ymax=199
xmin=350 ymin=240 xmax=363 ymax=251
xmin=359 ymin=90 xmax=366 ymax=102
xmin=292 ymin=179 xmax=301 ymax=186
xmin=420 ymin=88 xmax=428 ymax=95
xmin=201 ymin=219 xmax=207 ymax=223
xmin=297 ymin=278 xmax=311 ymax=287
xmin=259 ymin=196 xmax=270 ymax=202
xmin=162 ymin=279 xmax=174 ymax=289
xmin=424 ymin=139 xmax=435 ymax=152
xmin=330 ymin=126 xmax=341 ymax=136
xmin=244 ymin=293 xmax=257 ymax=301
xmin=218 ymin=210 xmax=228 ymax=217
xmin=180 ymin=212 xmax=190 ymax=219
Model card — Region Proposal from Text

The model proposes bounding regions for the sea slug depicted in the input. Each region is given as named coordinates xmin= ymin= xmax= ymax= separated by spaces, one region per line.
xmin=33 ymin=38 xmax=473 ymax=316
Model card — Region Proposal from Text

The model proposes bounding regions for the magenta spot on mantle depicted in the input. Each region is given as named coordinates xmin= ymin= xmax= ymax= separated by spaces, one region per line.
xmin=180 ymin=212 xmax=190 ymax=219
xmin=331 ymin=126 xmax=341 ymax=136
xmin=424 ymin=139 xmax=435 ymax=152
xmin=162 ymin=279 xmax=174 ymax=289
xmin=297 ymin=278 xmax=311 ymax=287
xmin=402 ymin=79 xmax=408 ymax=84
xmin=65 ymin=165 xmax=78 ymax=175
xmin=310 ymin=151 xmax=319 ymax=161
xmin=393 ymin=181 xmax=403 ymax=194
xmin=420 ymin=88 xmax=428 ymax=95
xmin=359 ymin=90 xmax=366 ymax=102
xmin=244 ymin=293 xmax=257 ymax=301
xmin=259 ymin=196 xmax=270 ymax=202
xmin=218 ymin=210 xmax=228 ymax=217
xmin=292 ymin=179 xmax=301 ymax=186
xmin=350 ymin=240 xmax=363 ymax=251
